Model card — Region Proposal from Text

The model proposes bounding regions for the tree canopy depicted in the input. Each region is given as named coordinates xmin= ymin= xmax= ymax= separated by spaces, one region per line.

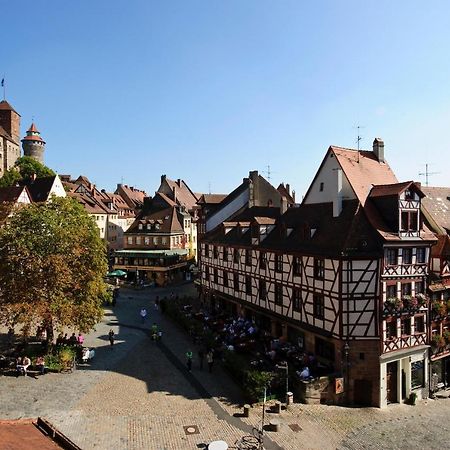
xmin=0 ymin=196 xmax=108 ymax=337
xmin=0 ymin=156 xmax=56 ymax=188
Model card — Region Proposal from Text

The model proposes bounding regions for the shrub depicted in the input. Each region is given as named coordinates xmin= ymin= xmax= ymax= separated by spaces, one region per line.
xmin=57 ymin=346 xmax=77 ymax=370
xmin=431 ymin=334 xmax=445 ymax=348
xmin=416 ymin=293 xmax=427 ymax=307
xmin=386 ymin=297 xmax=402 ymax=310
xmin=443 ymin=330 xmax=450 ymax=345
xmin=243 ymin=370 xmax=273 ymax=403
xmin=408 ymin=392 xmax=417 ymax=405
xmin=432 ymin=301 xmax=447 ymax=316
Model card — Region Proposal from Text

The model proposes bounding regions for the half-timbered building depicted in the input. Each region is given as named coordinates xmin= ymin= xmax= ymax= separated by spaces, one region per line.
xmin=422 ymin=186 xmax=450 ymax=391
xmin=199 ymin=139 xmax=436 ymax=407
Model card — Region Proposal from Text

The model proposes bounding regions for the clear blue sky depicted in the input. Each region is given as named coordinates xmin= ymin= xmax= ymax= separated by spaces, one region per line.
xmin=2 ymin=0 xmax=450 ymax=197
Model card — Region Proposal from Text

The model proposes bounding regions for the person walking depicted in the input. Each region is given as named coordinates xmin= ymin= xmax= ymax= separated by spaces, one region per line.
xmin=108 ymin=329 xmax=115 ymax=348
xmin=198 ymin=349 xmax=204 ymax=370
xmin=206 ymin=349 xmax=214 ymax=373
xmin=186 ymin=350 xmax=193 ymax=372
xmin=151 ymin=322 xmax=158 ymax=341
xmin=140 ymin=308 xmax=148 ymax=324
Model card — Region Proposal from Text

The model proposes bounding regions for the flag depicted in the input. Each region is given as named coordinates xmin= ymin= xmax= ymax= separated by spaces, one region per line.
xmin=1 ymin=79 xmax=4 ymax=87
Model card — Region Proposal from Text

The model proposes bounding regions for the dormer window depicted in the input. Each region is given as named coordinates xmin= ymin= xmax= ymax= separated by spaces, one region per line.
xmin=401 ymin=211 xmax=418 ymax=232
xmin=404 ymin=189 xmax=414 ymax=201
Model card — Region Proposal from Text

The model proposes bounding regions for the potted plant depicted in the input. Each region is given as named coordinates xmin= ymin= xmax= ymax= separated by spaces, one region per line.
xmin=386 ymin=297 xmax=402 ymax=311
xmin=431 ymin=334 xmax=446 ymax=349
xmin=432 ymin=301 xmax=447 ymax=317
xmin=443 ymin=330 xmax=450 ymax=346
xmin=408 ymin=392 xmax=417 ymax=405
xmin=416 ymin=293 xmax=427 ymax=307
xmin=403 ymin=295 xmax=418 ymax=310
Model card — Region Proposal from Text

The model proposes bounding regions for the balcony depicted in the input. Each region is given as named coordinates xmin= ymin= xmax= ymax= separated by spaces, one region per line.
xmin=383 ymin=294 xmax=427 ymax=317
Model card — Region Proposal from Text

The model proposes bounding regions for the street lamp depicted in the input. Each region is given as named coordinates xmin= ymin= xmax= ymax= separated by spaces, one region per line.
xmin=343 ymin=341 xmax=350 ymax=403
xmin=276 ymin=360 xmax=289 ymax=403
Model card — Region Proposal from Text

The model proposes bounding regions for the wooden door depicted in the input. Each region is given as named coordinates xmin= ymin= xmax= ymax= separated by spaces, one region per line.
xmin=386 ymin=362 xmax=398 ymax=404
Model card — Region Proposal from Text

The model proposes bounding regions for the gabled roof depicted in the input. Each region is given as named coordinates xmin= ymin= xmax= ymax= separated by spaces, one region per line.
xmin=0 ymin=100 xmax=20 ymax=115
xmin=127 ymin=206 xmax=184 ymax=234
xmin=369 ymin=181 xmax=424 ymax=199
xmin=0 ymin=185 xmax=30 ymax=203
xmin=69 ymin=191 xmax=111 ymax=215
xmin=422 ymin=186 xmax=450 ymax=233
xmin=160 ymin=176 xmax=199 ymax=210
xmin=197 ymin=194 xmax=227 ymax=205
xmin=26 ymin=176 xmax=57 ymax=202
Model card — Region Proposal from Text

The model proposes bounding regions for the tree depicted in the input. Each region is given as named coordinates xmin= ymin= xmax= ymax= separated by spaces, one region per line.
xmin=0 ymin=196 xmax=108 ymax=340
xmin=0 ymin=156 xmax=55 ymax=188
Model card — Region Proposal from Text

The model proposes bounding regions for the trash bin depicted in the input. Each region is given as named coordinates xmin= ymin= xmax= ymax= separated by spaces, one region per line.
xmin=286 ymin=391 xmax=294 ymax=406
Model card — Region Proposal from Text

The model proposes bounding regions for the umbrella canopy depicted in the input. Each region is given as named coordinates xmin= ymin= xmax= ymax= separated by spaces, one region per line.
xmin=107 ymin=269 xmax=127 ymax=277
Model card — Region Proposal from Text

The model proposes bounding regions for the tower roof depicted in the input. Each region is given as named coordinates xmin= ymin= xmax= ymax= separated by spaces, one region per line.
xmin=0 ymin=100 xmax=20 ymax=115
xmin=21 ymin=122 xmax=45 ymax=143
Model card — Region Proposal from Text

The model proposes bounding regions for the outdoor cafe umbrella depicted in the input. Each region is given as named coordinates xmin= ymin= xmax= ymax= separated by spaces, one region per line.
xmin=107 ymin=269 xmax=127 ymax=277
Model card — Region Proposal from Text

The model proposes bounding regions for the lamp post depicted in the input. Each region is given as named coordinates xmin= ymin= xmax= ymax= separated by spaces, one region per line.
xmin=344 ymin=341 xmax=350 ymax=404
xmin=276 ymin=361 xmax=289 ymax=403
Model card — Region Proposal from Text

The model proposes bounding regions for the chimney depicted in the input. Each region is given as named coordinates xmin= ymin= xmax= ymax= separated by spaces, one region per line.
xmin=177 ymin=178 xmax=181 ymax=187
xmin=333 ymin=168 xmax=343 ymax=217
xmin=172 ymin=185 xmax=177 ymax=199
xmin=373 ymin=138 xmax=385 ymax=163
xmin=286 ymin=183 xmax=290 ymax=195
xmin=292 ymin=190 xmax=296 ymax=202
xmin=161 ymin=174 xmax=166 ymax=185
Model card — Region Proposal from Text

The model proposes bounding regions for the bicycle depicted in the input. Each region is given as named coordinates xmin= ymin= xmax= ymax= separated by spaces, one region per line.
xmin=234 ymin=427 xmax=264 ymax=450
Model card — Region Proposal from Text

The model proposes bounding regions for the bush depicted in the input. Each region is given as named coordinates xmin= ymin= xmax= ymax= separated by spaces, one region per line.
xmin=243 ymin=370 xmax=273 ymax=403
xmin=57 ymin=346 xmax=77 ymax=370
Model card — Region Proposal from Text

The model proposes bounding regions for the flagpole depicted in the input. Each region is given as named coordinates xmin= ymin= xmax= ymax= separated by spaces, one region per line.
xmin=2 ymin=76 xmax=5 ymax=100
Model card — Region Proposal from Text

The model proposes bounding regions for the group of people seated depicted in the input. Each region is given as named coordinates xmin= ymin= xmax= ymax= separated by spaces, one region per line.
xmin=15 ymin=355 xmax=45 ymax=376
xmin=55 ymin=332 xmax=84 ymax=346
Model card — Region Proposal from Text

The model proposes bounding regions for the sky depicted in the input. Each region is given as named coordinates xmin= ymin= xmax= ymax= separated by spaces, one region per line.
xmin=2 ymin=0 xmax=450 ymax=198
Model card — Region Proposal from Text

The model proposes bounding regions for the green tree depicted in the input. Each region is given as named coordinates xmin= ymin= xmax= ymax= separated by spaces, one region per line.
xmin=0 ymin=196 xmax=108 ymax=340
xmin=0 ymin=156 xmax=55 ymax=187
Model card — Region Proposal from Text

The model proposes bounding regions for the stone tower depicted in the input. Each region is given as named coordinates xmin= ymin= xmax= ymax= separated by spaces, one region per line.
xmin=0 ymin=100 xmax=21 ymax=175
xmin=22 ymin=122 xmax=45 ymax=164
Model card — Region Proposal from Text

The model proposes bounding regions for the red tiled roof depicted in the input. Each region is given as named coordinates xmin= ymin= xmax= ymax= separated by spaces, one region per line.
xmin=197 ymin=194 xmax=228 ymax=205
xmin=422 ymin=186 xmax=450 ymax=232
xmin=331 ymin=146 xmax=398 ymax=204
xmin=22 ymin=134 xmax=44 ymax=142
xmin=161 ymin=177 xmax=199 ymax=210
xmin=0 ymin=185 xmax=29 ymax=203
xmin=0 ymin=100 xmax=20 ymax=115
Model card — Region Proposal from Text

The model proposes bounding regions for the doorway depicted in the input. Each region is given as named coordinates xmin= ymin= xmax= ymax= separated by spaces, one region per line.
xmin=386 ymin=361 xmax=398 ymax=404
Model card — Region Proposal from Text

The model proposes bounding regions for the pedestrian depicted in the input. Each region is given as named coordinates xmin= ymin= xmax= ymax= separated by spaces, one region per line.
xmin=151 ymin=322 xmax=158 ymax=340
xmin=77 ymin=333 xmax=84 ymax=346
xmin=206 ymin=349 xmax=214 ymax=373
xmin=140 ymin=307 xmax=147 ymax=324
xmin=186 ymin=350 xmax=193 ymax=372
xmin=108 ymin=329 xmax=115 ymax=348
xmin=198 ymin=349 xmax=204 ymax=370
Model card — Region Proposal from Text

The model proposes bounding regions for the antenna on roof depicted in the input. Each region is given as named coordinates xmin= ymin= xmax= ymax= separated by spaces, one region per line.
xmin=208 ymin=182 xmax=211 ymax=195
xmin=262 ymin=165 xmax=275 ymax=182
xmin=419 ymin=163 xmax=440 ymax=187
xmin=353 ymin=125 xmax=365 ymax=151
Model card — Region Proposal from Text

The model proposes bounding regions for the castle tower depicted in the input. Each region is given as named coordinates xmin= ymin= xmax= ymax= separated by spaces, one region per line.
xmin=0 ymin=100 xmax=21 ymax=174
xmin=22 ymin=122 xmax=45 ymax=164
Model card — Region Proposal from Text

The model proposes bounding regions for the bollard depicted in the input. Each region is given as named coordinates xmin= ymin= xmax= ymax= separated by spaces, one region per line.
xmin=270 ymin=419 xmax=281 ymax=432
xmin=243 ymin=404 xmax=251 ymax=417
xmin=286 ymin=391 xmax=294 ymax=407
xmin=273 ymin=401 xmax=282 ymax=414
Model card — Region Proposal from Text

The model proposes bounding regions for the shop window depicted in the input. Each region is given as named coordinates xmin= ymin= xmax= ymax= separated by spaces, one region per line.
xmin=313 ymin=294 xmax=324 ymax=319
xmin=411 ymin=360 xmax=425 ymax=389
xmin=314 ymin=258 xmax=325 ymax=280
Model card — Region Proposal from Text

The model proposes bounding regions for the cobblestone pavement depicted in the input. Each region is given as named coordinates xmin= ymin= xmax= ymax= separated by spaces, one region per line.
xmin=1 ymin=282 xmax=450 ymax=449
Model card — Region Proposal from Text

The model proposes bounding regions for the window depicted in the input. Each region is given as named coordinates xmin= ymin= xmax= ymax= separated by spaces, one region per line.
xmin=401 ymin=318 xmax=411 ymax=336
xmin=293 ymin=256 xmax=301 ymax=276
xmin=386 ymin=320 xmax=397 ymax=339
xmin=386 ymin=249 xmax=397 ymax=266
xmin=153 ymin=237 xmax=159 ymax=245
xmin=144 ymin=237 xmax=150 ymax=245
xmin=260 ymin=252 xmax=267 ymax=270
xmin=214 ymin=246 xmax=219 ymax=258
xmin=234 ymin=273 xmax=240 ymax=291
xmin=402 ymin=248 xmax=412 ymax=265
xmin=205 ymin=265 xmax=210 ymax=280
xmin=313 ymin=294 xmax=324 ymax=319
xmin=319 ymin=182 xmax=324 ymax=192
xmin=127 ymin=236 xmax=133 ymax=245
xmin=292 ymin=288 xmax=302 ymax=311
xmin=245 ymin=249 xmax=252 ymax=265
xmin=234 ymin=248 xmax=240 ymax=264
xmin=162 ymin=237 xmax=167 ymax=245
xmin=411 ymin=360 xmax=425 ymax=389
xmin=275 ymin=284 xmax=283 ymax=305
xmin=246 ymin=276 xmax=252 ymax=295
xmin=138 ymin=223 xmax=143 ymax=230
xmin=214 ymin=268 xmax=218 ymax=284
xmin=401 ymin=211 xmax=418 ymax=231
xmin=405 ymin=189 xmax=414 ymax=201
xmin=401 ymin=282 xmax=412 ymax=296
xmin=223 ymin=271 xmax=228 ymax=287
xmin=259 ymin=280 xmax=267 ymax=300
xmin=386 ymin=284 xmax=397 ymax=299
xmin=415 ymin=316 xmax=425 ymax=333
xmin=223 ymin=247 xmax=228 ymax=262
xmin=416 ymin=247 xmax=426 ymax=264
xmin=314 ymin=258 xmax=325 ymax=279
xmin=275 ymin=254 xmax=283 ymax=272
xmin=205 ymin=244 xmax=209 ymax=257
xmin=415 ymin=281 xmax=424 ymax=294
